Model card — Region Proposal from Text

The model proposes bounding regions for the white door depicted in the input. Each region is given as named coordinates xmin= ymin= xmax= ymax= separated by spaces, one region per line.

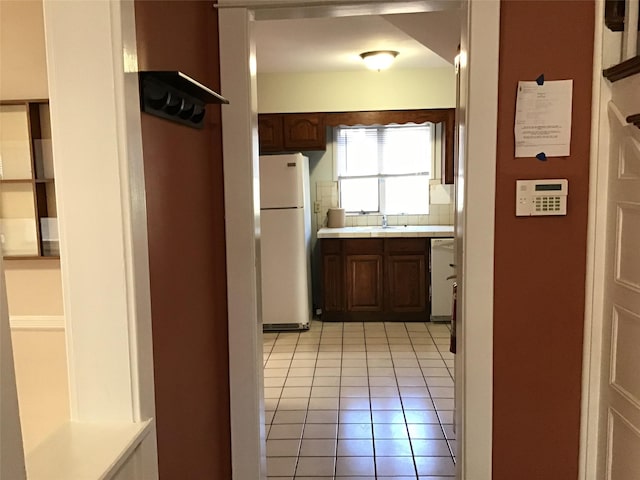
xmin=597 ymin=73 xmax=640 ymax=479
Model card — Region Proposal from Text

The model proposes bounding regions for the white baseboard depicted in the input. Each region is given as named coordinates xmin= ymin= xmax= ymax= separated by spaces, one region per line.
xmin=9 ymin=315 xmax=65 ymax=330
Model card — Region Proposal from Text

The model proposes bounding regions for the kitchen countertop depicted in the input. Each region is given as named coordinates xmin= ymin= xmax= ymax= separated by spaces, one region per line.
xmin=317 ymin=225 xmax=454 ymax=238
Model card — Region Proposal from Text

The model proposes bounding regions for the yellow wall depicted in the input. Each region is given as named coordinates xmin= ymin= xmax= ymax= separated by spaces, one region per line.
xmin=4 ymin=259 xmax=64 ymax=315
xmin=1 ymin=0 xmax=63 ymax=318
xmin=11 ymin=329 xmax=69 ymax=453
xmin=257 ymin=67 xmax=456 ymax=113
xmin=1 ymin=0 xmax=68 ymax=453
xmin=0 ymin=0 xmax=48 ymax=100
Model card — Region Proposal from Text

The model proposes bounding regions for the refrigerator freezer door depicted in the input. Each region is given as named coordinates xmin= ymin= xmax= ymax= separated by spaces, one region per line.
xmin=261 ymin=208 xmax=310 ymax=329
xmin=259 ymin=154 xmax=305 ymax=209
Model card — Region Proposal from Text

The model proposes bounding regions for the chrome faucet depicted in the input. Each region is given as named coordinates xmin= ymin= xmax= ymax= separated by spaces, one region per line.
xmin=381 ymin=214 xmax=388 ymax=228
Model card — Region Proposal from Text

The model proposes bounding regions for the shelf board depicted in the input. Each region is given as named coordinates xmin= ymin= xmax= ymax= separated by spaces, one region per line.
xmin=0 ymin=178 xmax=35 ymax=184
xmin=603 ymin=55 xmax=640 ymax=82
xmin=139 ymin=71 xmax=228 ymax=129
xmin=35 ymin=178 xmax=55 ymax=184
xmin=140 ymin=71 xmax=229 ymax=104
xmin=3 ymin=255 xmax=60 ymax=260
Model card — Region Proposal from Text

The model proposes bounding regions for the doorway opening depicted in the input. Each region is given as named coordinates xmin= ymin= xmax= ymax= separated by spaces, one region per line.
xmin=255 ymin=11 xmax=458 ymax=477
xmin=219 ymin=2 xmax=499 ymax=479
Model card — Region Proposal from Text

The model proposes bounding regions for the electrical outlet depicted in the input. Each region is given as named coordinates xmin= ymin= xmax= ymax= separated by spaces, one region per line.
xmin=313 ymin=201 xmax=321 ymax=213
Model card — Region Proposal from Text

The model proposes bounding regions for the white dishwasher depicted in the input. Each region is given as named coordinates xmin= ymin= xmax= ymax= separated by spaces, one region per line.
xmin=430 ymin=238 xmax=455 ymax=322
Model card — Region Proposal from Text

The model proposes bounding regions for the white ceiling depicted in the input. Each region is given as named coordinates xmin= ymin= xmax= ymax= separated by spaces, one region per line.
xmin=254 ymin=13 xmax=458 ymax=74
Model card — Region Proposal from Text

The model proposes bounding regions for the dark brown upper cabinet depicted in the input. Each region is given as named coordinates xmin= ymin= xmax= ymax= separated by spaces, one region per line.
xmin=258 ymin=113 xmax=326 ymax=153
xmin=282 ymin=113 xmax=326 ymax=151
xmin=258 ymin=109 xmax=455 ymax=184
xmin=257 ymin=114 xmax=284 ymax=153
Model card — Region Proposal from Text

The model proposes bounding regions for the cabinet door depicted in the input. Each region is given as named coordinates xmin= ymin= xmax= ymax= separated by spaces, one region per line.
xmin=442 ymin=93 xmax=455 ymax=185
xmin=346 ymin=254 xmax=383 ymax=312
xmin=258 ymin=114 xmax=283 ymax=153
xmin=283 ymin=113 xmax=326 ymax=151
xmin=386 ymin=254 xmax=427 ymax=313
xmin=323 ymin=253 xmax=344 ymax=312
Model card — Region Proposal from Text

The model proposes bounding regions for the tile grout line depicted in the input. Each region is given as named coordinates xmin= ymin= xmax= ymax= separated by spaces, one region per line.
xmin=333 ymin=320 xmax=344 ymax=479
xmin=403 ymin=321 xmax=424 ymax=480
xmin=366 ymin=322 xmax=379 ymax=479
xmin=275 ymin=329 xmax=305 ymax=476
xmin=265 ymin=320 xmax=456 ymax=479
xmin=425 ymin=322 xmax=457 ymax=464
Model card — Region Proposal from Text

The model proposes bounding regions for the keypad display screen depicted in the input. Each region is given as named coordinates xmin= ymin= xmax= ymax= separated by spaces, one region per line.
xmin=535 ymin=184 xmax=562 ymax=191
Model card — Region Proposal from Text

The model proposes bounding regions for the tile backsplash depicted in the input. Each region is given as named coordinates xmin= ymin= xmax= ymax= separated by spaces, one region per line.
xmin=315 ymin=181 xmax=454 ymax=229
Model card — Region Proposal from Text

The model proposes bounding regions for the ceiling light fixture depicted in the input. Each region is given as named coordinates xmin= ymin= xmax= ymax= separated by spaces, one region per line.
xmin=360 ymin=50 xmax=399 ymax=71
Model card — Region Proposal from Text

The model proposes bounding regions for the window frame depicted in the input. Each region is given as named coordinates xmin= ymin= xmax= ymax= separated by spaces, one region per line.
xmin=334 ymin=123 xmax=434 ymax=215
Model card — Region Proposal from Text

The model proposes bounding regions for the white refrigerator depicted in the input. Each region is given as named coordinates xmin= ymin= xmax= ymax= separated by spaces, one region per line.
xmin=259 ymin=153 xmax=312 ymax=331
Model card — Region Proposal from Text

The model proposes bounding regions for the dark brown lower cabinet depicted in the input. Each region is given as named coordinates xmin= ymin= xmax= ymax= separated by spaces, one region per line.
xmin=386 ymin=254 xmax=427 ymax=313
xmin=321 ymin=237 xmax=430 ymax=321
xmin=346 ymin=254 xmax=384 ymax=312
xmin=322 ymin=253 xmax=343 ymax=313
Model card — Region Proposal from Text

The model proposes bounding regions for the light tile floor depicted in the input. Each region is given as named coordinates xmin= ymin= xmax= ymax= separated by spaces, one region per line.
xmin=263 ymin=320 xmax=456 ymax=480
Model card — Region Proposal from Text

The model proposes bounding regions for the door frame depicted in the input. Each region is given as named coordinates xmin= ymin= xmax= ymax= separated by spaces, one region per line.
xmin=218 ymin=1 xmax=499 ymax=479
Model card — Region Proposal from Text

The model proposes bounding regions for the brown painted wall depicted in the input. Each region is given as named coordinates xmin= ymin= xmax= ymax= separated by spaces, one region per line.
xmin=493 ymin=1 xmax=594 ymax=479
xmin=134 ymin=2 xmax=231 ymax=478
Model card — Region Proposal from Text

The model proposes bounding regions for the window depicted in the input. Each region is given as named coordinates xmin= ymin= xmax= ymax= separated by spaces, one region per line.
xmin=336 ymin=124 xmax=432 ymax=214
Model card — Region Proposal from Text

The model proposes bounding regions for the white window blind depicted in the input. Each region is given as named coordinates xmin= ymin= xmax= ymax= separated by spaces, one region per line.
xmin=336 ymin=124 xmax=432 ymax=214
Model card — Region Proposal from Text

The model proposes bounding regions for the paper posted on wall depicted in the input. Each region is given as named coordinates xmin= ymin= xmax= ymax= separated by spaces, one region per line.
xmin=514 ymin=79 xmax=573 ymax=158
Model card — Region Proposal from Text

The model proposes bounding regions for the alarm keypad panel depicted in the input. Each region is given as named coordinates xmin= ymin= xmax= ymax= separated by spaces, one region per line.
xmin=516 ymin=179 xmax=568 ymax=216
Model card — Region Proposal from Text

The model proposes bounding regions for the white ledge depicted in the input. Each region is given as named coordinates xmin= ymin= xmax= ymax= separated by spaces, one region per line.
xmin=26 ymin=420 xmax=153 ymax=480
xmin=317 ymin=225 xmax=454 ymax=238
xmin=10 ymin=315 xmax=65 ymax=330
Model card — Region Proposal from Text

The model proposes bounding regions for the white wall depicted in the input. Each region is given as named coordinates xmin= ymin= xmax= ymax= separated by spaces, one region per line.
xmin=257 ymin=67 xmax=456 ymax=112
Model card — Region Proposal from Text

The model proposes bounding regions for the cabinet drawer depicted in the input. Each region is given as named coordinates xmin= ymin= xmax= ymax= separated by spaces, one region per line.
xmin=321 ymin=238 xmax=342 ymax=254
xmin=385 ymin=238 xmax=428 ymax=253
xmin=344 ymin=238 xmax=384 ymax=255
